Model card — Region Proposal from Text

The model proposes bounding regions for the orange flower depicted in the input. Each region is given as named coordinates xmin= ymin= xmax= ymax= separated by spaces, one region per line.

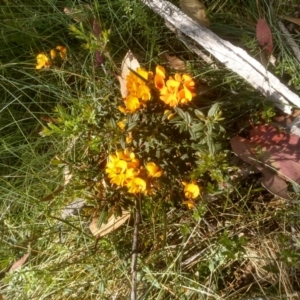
xmin=183 ymin=200 xmax=196 ymax=209
xmin=119 ymin=96 xmax=141 ymax=114
xmin=50 ymin=49 xmax=57 ymax=59
xmin=159 ymin=87 xmax=179 ymax=107
xmin=155 ymin=66 xmax=196 ymax=107
xmin=117 ymin=119 xmax=126 ymax=130
xmin=182 ymin=180 xmax=200 ymax=199
xmin=116 ymin=149 xmax=135 ymax=161
xmin=154 ymin=65 xmax=166 ymax=90
xmin=146 ymin=162 xmax=163 ymax=178
xmin=56 ymin=45 xmax=67 ymax=59
xmin=182 ymin=180 xmax=200 ymax=209
xmin=128 ymin=177 xmax=147 ymax=194
xmin=126 ymin=132 xmax=133 ymax=144
xmin=126 ymin=68 xmax=151 ymax=101
xmin=105 ymin=150 xmax=141 ymax=187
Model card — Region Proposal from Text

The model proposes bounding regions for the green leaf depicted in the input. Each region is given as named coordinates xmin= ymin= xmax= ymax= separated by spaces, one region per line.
xmin=208 ymin=102 xmax=219 ymax=117
xmin=127 ymin=121 xmax=137 ymax=131
xmin=194 ymin=109 xmax=205 ymax=120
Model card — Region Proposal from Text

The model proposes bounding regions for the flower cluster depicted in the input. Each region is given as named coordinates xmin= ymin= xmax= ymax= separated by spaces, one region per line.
xmin=182 ymin=180 xmax=201 ymax=209
xmin=154 ymin=66 xmax=196 ymax=107
xmin=36 ymin=45 xmax=67 ymax=69
xmin=119 ymin=68 xmax=152 ymax=114
xmin=105 ymin=149 xmax=163 ymax=194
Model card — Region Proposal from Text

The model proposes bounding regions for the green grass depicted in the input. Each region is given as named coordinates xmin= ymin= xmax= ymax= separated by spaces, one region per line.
xmin=1 ymin=0 xmax=300 ymax=299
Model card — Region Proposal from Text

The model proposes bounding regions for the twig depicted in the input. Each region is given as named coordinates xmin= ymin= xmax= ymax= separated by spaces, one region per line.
xmin=131 ymin=195 xmax=141 ymax=300
xmin=278 ymin=20 xmax=300 ymax=63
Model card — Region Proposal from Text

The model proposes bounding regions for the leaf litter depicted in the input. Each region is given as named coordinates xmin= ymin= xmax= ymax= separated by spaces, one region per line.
xmin=231 ymin=124 xmax=300 ymax=199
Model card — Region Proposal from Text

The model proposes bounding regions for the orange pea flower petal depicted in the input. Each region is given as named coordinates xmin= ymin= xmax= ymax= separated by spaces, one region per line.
xmin=183 ymin=200 xmax=196 ymax=209
xmin=128 ymin=177 xmax=147 ymax=194
xmin=182 ymin=181 xmax=200 ymax=199
xmin=146 ymin=162 xmax=163 ymax=177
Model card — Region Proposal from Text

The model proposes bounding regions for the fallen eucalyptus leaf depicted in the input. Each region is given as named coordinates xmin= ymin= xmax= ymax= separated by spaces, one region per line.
xmin=231 ymin=125 xmax=300 ymax=199
xmin=89 ymin=210 xmax=131 ymax=237
xmin=180 ymin=0 xmax=210 ymax=27
xmin=9 ymin=253 xmax=30 ymax=273
xmin=117 ymin=50 xmax=140 ymax=98
xmin=256 ymin=19 xmax=273 ymax=55
xmin=282 ymin=16 xmax=300 ymax=26
xmin=160 ymin=52 xmax=186 ymax=70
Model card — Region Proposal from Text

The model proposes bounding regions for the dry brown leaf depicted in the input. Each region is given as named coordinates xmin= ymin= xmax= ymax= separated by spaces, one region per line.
xmin=0 ymin=294 xmax=3 ymax=300
xmin=282 ymin=16 xmax=300 ymax=26
xmin=160 ymin=52 xmax=186 ymax=71
xmin=89 ymin=210 xmax=131 ymax=237
xmin=117 ymin=50 xmax=140 ymax=98
xmin=9 ymin=253 xmax=30 ymax=273
xmin=231 ymin=125 xmax=300 ymax=199
xmin=180 ymin=0 xmax=210 ymax=27
xmin=256 ymin=19 xmax=273 ymax=55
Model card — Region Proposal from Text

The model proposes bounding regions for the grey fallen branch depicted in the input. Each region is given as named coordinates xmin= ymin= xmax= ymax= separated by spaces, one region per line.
xmin=141 ymin=0 xmax=300 ymax=114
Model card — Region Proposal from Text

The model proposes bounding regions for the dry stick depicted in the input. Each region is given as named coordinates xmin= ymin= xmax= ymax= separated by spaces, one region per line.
xmin=140 ymin=0 xmax=300 ymax=114
xmin=131 ymin=196 xmax=141 ymax=300
xmin=278 ymin=20 xmax=300 ymax=63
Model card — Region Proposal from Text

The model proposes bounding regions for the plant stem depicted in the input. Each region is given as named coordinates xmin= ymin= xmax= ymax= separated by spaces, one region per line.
xmin=131 ymin=195 xmax=141 ymax=300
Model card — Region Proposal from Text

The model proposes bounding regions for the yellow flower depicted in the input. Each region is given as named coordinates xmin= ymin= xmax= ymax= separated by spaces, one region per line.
xmin=126 ymin=132 xmax=133 ymax=144
xmin=146 ymin=162 xmax=163 ymax=178
xmin=117 ymin=119 xmax=126 ymax=130
xmin=110 ymin=173 xmax=128 ymax=186
xmin=106 ymin=151 xmax=141 ymax=187
xmin=127 ymin=68 xmax=151 ymax=97
xmin=137 ymin=84 xmax=151 ymax=102
xmin=36 ymin=53 xmax=50 ymax=69
xmin=50 ymin=49 xmax=57 ymax=59
xmin=155 ymin=66 xmax=196 ymax=107
xmin=119 ymin=96 xmax=141 ymax=114
xmin=122 ymin=67 xmax=152 ymax=110
xmin=179 ymin=74 xmax=196 ymax=104
xmin=182 ymin=74 xmax=195 ymax=92
xmin=182 ymin=181 xmax=200 ymax=199
xmin=159 ymin=87 xmax=179 ymax=107
xmin=127 ymin=158 xmax=140 ymax=170
xmin=128 ymin=177 xmax=147 ymax=194
xmin=166 ymin=76 xmax=181 ymax=93
xmin=106 ymin=156 xmax=127 ymax=177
